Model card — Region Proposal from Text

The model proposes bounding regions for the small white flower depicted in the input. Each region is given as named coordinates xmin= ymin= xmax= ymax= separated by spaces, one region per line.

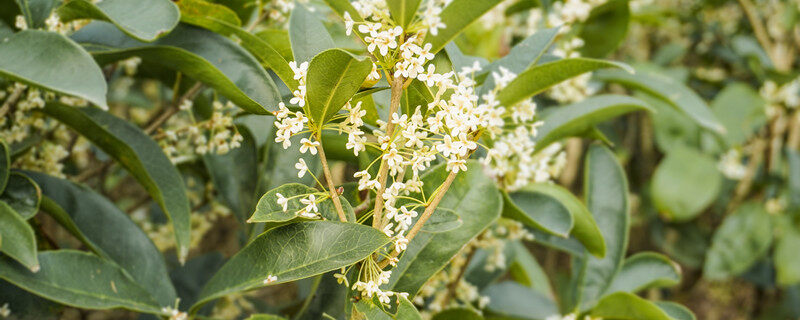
xmin=300 ymin=194 xmax=318 ymax=213
xmin=0 ymin=303 xmax=10 ymax=317
xmin=299 ymin=138 xmax=320 ymax=154
xmin=289 ymin=61 xmax=309 ymax=81
xmin=276 ymin=193 xmax=289 ymax=212
xmin=447 ymin=158 xmax=467 ymax=173
xmin=263 ymin=274 xmax=278 ymax=284
xmin=343 ymin=11 xmax=355 ymax=36
xmin=161 ymin=306 xmax=187 ymax=320
xmin=295 ymin=158 xmax=309 ymax=178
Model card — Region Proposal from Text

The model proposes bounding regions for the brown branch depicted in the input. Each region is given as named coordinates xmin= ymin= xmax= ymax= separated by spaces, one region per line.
xmin=315 ymin=142 xmax=348 ymax=222
xmin=371 ymin=76 xmax=405 ymax=229
xmin=441 ymin=247 xmax=477 ymax=307
xmin=728 ymin=139 xmax=767 ymax=212
xmin=144 ymin=82 xmax=203 ymax=135
xmin=737 ymin=0 xmax=787 ymax=71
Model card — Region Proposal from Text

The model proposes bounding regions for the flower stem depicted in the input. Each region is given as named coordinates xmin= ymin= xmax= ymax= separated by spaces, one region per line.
xmin=315 ymin=139 xmax=348 ymax=222
xmin=371 ymin=76 xmax=405 ymax=229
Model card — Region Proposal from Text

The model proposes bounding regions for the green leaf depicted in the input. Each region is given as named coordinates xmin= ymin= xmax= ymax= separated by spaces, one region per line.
xmin=14 ymin=0 xmax=57 ymax=29
xmin=589 ymin=292 xmax=672 ymax=320
xmin=387 ymin=161 xmax=502 ymax=295
xmin=420 ymin=209 xmax=461 ymax=233
xmin=0 ymin=279 xmax=61 ymax=319
xmin=58 ymin=0 xmax=179 ymax=42
xmin=775 ymin=223 xmax=800 ymax=286
xmin=0 ymin=140 xmax=8 ymax=192
xmin=400 ymin=79 xmax=434 ymax=116
xmin=177 ymin=0 xmax=298 ymax=91
xmin=289 ymin=3 xmax=335 ymax=63
xmin=704 ymin=202 xmax=772 ymax=280
xmin=193 ymin=221 xmax=391 ymax=311
xmin=606 ymin=252 xmax=681 ymax=294
xmin=0 ymin=200 xmax=38 ymax=271
xmin=651 ymin=145 xmax=721 ymax=222
xmin=477 ymin=27 xmax=558 ymax=91
xmin=594 ymin=69 xmax=726 ymax=134
xmin=432 ymin=308 xmax=484 ymax=320
xmin=502 ymin=187 xmax=574 ymax=237
xmin=71 ymin=22 xmax=280 ymax=114
xmin=497 ymin=58 xmax=629 ymax=107
xmin=578 ymin=145 xmax=630 ymax=308
xmin=655 ymin=301 xmax=696 ymax=320
xmin=426 ymin=0 xmax=504 ymax=54
xmin=579 ymin=0 xmax=630 ymax=58
xmin=0 ymin=172 xmax=41 ymax=219
xmin=387 ymin=0 xmax=420 ymax=28
xmin=535 ymin=95 xmax=653 ymax=151
xmin=321 ymin=0 xmax=363 ymax=23
xmin=28 ymin=171 xmax=177 ymax=306
xmin=354 ymin=296 xmax=422 ymax=320
xmin=789 ymin=150 xmax=800 ymax=208
xmin=710 ymin=82 xmax=766 ymax=147
xmin=247 ymin=183 xmax=355 ymax=225
xmin=482 ymin=282 xmax=558 ymax=319
xmin=204 ymin=125 xmax=258 ymax=222
xmin=41 ymin=103 xmax=191 ymax=262
xmin=0 ymin=30 xmax=107 ymax=108
xmin=306 ymin=48 xmax=373 ymax=126
xmin=508 ymin=241 xmax=553 ymax=298
xmin=0 ymin=250 xmax=162 ymax=314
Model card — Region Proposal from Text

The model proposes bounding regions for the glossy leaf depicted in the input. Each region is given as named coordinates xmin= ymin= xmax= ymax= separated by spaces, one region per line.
xmin=400 ymin=79 xmax=434 ymax=116
xmin=482 ymin=282 xmax=558 ymax=319
xmin=387 ymin=0 xmax=421 ymax=28
xmin=58 ymin=0 xmax=179 ymax=42
xmin=497 ymin=58 xmax=629 ymax=107
xmin=388 ymin=161 xmax=502 ymax=295
xmin=0 ymin=200 xmax=38 ymax=271
xmin=15 ymin=0 xmax=57 ymax=29
xmin=477 ymin=27 xmax=558 ymax=91
xmin=0 ymin=279 xmax=61 ymax=319
xmin=508 ymin=241 xmax=553 ymax=298
xmin=72 ymin=22 xmax=280 ymax=114
xmin=177 ymin=0 xmax=298 ymax=90
xmin=0 ymin=250 xmax=162 ymax=314
xmin=354 ymin=296 xmax=422 ymax=320
xmin=194 ymin=221 xmax=391 ymax=311
xmin=606 ymin=252 xmax=681 ymax=294
xmin=28 ymin=171 xmax=177 ymax=306
xmin=579 ymin=0 xmax=630 ymax=58
xmin=306 ymin=48 xmax=373 ymax=126
xmin=578 ymin=145 xmax=630 ymax=308
xmin=502 ymin=187 xmax=574 ymax=237
xmin=655 ymin=301 xmax=697 ymax=320
xmin=651 ymin=145 xmax=721 ymax=222
xmin=420 ymin=209 xmax=461 ymax=233
xmin=41 ymin=103 xmax=191 ymax=262
xmin=247 ymin=183 xmax=355 ymax=224
xmin=426 ymin=0 xmax=504 ymax=54
xmin=704 ymin=202 xmax=772 ymax=280
xmin=589 ymin=292 xmax=672 ymax=320
xmin=0 ymin=172 xmax=41 ymax=219
xmin=535 ymin=95 xmax=652 ymax=151
xmin=0 ymin=30 xmax=107 ymax=108
xmin=710 ymin=82 xmax=766 ymax=147
xmin=594 ymin=69 xmax=726 ymax=134
xmin=289 ymin=3 xmax=335 ymax=63
xmin=321 ymin=0 xmax=363 ymax=23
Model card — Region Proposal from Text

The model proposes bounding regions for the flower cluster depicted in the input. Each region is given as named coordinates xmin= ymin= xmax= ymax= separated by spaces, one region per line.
xmin=717 ymin=149 xmax=747 ymax=180
xmin=158 ymin=100 xmax=244 ymax=162
xmin=760 ymin=78 xmax=800 ymax=117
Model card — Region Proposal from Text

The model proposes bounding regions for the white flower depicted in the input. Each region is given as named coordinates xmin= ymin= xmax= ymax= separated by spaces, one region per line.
xmin=394 ymin=236 xmax=409 ymax=252
xmin=263 ymin=274 xmax=278 ymax=284
xmin=299 ymin=138 xmax=320 ymax=154
xmin=289 ymin=61 xmax=309 ymax=82
xmin=300 ymin=194 xmax=319 ymax=214
xmin=447 ymin=158 xmax=467 ymax=173
xmin=491 ymin=66 xmax=517 ymax=89
xmin=276 ymin=193 xmax=289 ymax=212
xmin=334 ymin=270 xmax=350 ymax=286
xmin=295 ymin=158 xmax=309 ymax=178
xmin=367 ymin=63 xmax=381 ymax=81
xmin=0 ymin=303 xmax=9 ymax=317
xmin=358 ymin=22 xmax=382 ymax=36
xmin=343 ymin=11 xmax=355 ymax=36
xmin=161 ymin=306 xmax=188 ymax=320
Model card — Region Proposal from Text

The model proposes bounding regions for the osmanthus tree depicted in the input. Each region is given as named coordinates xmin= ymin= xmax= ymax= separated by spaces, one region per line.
xmin=0 ymin=0 xmax=703 ymax=319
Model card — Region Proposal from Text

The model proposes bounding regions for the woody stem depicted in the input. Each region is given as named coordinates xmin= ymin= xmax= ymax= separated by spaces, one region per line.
xmin=315 ymin=139 xmax=348 ymax=222
xmin=371 ymin=76 xmax=405 ymax=229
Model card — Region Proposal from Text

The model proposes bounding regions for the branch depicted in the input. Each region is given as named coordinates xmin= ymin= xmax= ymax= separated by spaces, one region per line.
xmin=315 ymin=142 xmax=348 ymax=222
xmin=144 ymin=82 xmax=203 ymax=135
xmin=371 ymin=76 xmax=405 ymax=228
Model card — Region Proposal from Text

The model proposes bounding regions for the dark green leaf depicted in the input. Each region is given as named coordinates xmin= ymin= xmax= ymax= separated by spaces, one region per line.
xmin=387 ymin=161 xmax=502 ymax=295
xmin=497 ymin=58 xmax=629 ymax=107
xmin=535 ymin=95 xmax=652 ymax=151
xmin=704 ymin=202 xmax=772 ymax=280
xmin=353 ymin=296 xmax=422 ymax=320
xmin=482 ymin=282 xmax=558 ymax=319
xmin=0 ymin=140 xmax=8 ymax=192
xmin=578 ymin=145 xmax=630 ymax=308
xmin=72 ymin=22 xmax=280 ymax=114
xmin=194 ymin=221 xmax=391 ymax=311
xmin=0 ymin=30 xmax=107 ymax=108
xmin=579 ymin=0 xmax=630 ymax=58
xmin=0 ymin=200 xmax=38 ymax=271
xmin=594 ymin=69 xmax=726 ymax=134
xmin=306 ymin=48 xmax=373 ymax=126
xmin=28 ymin=171 xmax=177 ymax=306
xmin=289 ymin=3 xmax=335 ymax=63
xmin=420 ymin=209 xmax=461 ymax=233
xmin=0 ymin=172 xmax=41 ymax=219
xmin=0 ymin=250 xmax=162 ymax=314
xmin=651 ymin=145 xmax=720 ymax=222
xmin=41 ymin=103 xmax=191 ymax=262
xmin=247 ymin=183 xmax=355 ymax=225
xmin=58 ymin=0 xmax=179 ymax=42
xmin=589 ymin=292 xmax=672 ymax=320
xmin=655 ymin=301 xmax=696 ymax=320
xmin=502 ymin=187 xmax=574 ymax=237
xmin=15 ymin=0 xmax=57 ymax=29
xmin=606 ymin=252 xmax=681 ymax=294
xmin=426 ymin=0 xmax=504 ymax=54
xmin=508 ymin=241 xmax=553 ymax=298
xmin=0 ymin=280 xmax=61 ymax=319
xmin=387 ymin=0 xmax=421 ymax=28
xmin=204 ymin=125 xmax=258 ymax=222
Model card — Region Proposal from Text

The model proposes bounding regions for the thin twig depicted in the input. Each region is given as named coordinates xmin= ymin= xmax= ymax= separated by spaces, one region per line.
xmin=371 ymin=76 xmax=405 ymax=229
xmin=315 ymin=142 xmax=348 ymax=222
xmin=441 ymin=247 xmax=477 ymax=307
xmin=737 ymin=0 xmax=787 ymax=71
xmin=144 ymin=83 xmax=203 ymax=135
xmin=728 ymin=139 xmax=767 ymax=212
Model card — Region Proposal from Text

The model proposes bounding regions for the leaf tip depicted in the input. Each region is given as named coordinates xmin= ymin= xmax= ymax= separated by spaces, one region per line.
xmin=30 ymin=264 xmax=41 ymax=273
